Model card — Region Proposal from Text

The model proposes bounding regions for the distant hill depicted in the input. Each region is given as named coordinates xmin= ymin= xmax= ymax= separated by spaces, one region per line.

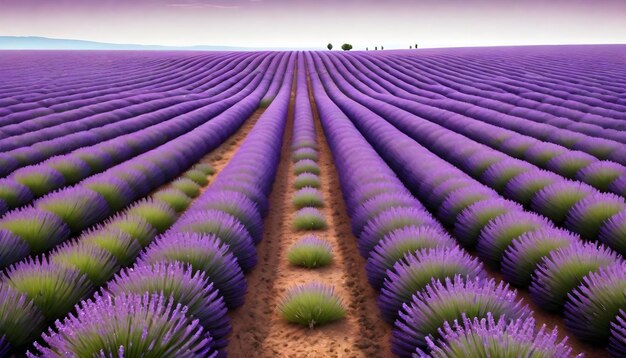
xmin=0 ymin=36 xmax=265 ymax=51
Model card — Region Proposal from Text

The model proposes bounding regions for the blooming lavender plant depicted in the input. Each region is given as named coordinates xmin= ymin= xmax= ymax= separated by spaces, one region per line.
xmin=379 ymin=247 xmax=485 ymax=322
xmin=34 ymin=293 xmax=217 ymax=357
xmin=420 ymin=314 xmax=580 ymax=358
xmin=106 ymin=262 xmax=231 ymax=350
xmin=138 ymin=232 xmax=247 ymax=308
xmin=392 ymin=276 xmax=531 ymax=356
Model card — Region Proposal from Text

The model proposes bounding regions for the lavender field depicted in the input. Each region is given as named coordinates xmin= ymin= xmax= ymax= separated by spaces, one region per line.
xmin=0 ymin=46 xmax=625 ymax=357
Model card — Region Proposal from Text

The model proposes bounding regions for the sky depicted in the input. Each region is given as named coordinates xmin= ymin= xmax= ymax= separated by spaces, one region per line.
xmin=0 ymin=0 xmax=625 ymax=49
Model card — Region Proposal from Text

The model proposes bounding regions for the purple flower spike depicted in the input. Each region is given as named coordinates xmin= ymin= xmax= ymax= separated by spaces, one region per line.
xmin=359 ymin=207 xmax=436 ymax=258
xmin=546 ymin=151 xmax=597 ymax=179
xmin=0 ymin=207 xmax=70 ymax=253
xmin=35 ymin=187 xmax=111 ymax=233
xmin=210 ymin=181 xmax=269 ymax=217
xmin=138 ymin=232 xmax=247 ymax=308
xmin=172 ymin=209 xmax=257 ymax=271
xmin=35 ymin=293 xmax=217 ymax=357
xmin=577 ymin=161 xmax=625 ymax=191
xmin=476 ymin=211 xmax=551 ymax=268
xmin=45 ymin=156 xmax=92 ymax=185
xmin=5 ymin=256 xmax=93 ymax=320
xmin=0 ymin=229 xmax=30 ymax=268
xmin=0 ymin=179 xmax=34 ymax=208
xmin=523 ymin=142 xmax=567 ymax=168
xmin=426 ymin=178 xmax=473 ymax=209
xmin=0 ymin=284 xmax=46 ymax=350
xmin=481 ymin=160 xmax=533 ymax=192
xmin=501 ymin=227 xmax=577 ymax=288
xmin=352 ymin=193 xmax=422 ymax=236
xmin=392 ymin=276 xmax=531 ymax=355
xmin=530 ymin=241 xmax=620 ymax=312
xmin=609 ymin=175 xmax=626 ymax=197
xmin=463 ymin=151 xmax=506 ymax=177
xmin=422 ymin=314 xmax=580 ymax=358
xmin=347 ymin=182 xmax=410 ymax=213
xmin=565 ymin=262 xmax=626 ymax=343
xmin=503 ymin=170 xmax=560 ymax=206
xmin=437 ymin=186 xmax=496 ymax=226
xmin=453 ymin=198 xmax=521 ymax=248
xmin=379 ymin=247 xmax=485 ymax=323
xmin=599 ymin=209 xmax=626 ymax=256
xmin=83 ymin=174 xmax=135 ymax=211
xmin=565 ymin=193 xmax=626 ymax=241
xmin=531 ymin=181 xmax=595 ymax=224
xmin=366 ymin=226 xmax=456 ymax=289
xmin=10 ymin=165 xmax=65 ymax=197
xmin=106 ymin=262 xmax=231 ymax=350
xmin=609 ymin=310 xmax=626 ymax=357
xmin=193 ymin=191 xmax=263 ymax=243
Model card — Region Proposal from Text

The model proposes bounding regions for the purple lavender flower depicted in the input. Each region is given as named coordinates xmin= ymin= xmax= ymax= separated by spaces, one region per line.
xmin=0 ymin=207 xmax=70 ymax=253
xmin=546 ymin=151 xmax=597 ymax=179
xmin=564 ymin=262 xmax=626 ymax=343
xmin=379 ymin=247 xmax=485 ymax=323
xmin=35 ymin=187 xmax=110 ymax=233
xmin=106 ymin=262 xmax=231 ymax=350
xmin=476 ymin=211 xmax=551 ymax=268
xmin=0 ymin=229 xmax=29 ymax=268
xmin=35 ymin=293 xmax=217 ymax=357
xmin=50 ymin=241 xmax=119 ymax=286
xmin=80 ymin=227 xmax=141 ymax=267
xmin=503 ymin=170 xmax=560 ymax=206
xmin=138 ymin=232 xmax=247 ymax=308
xmin=576 ymin=161 xmax=625 ymax=191
xmin=531 ymin=181 xmax=595 ymax=224
xmin=194 ymin=191 xmax=263 ymax=243
xmin=366 ymin=225 xmax=456 ymax=289
xmin=10 ymin=165 xmax=65 ymax=197
xmin=45 ymin=156 xmax=92 ymax=185
xmin=564 ymin=192 xmax=625 ymax=241
xmin=610 ymin=309 xmax=626 ymax=357
xmin=0 ymin=179 xmax=34 ymax=208
xmin=437 ymin=186 xmax=496 ymax=226
xmin=426 ymin=178 xmax=473 ymax=209
xmin=351 ymin=193 xmax=422 ymax=236
xmin=481 ymin=160 xmax=533 ymax=192
xmin=359 ymin=207 xmax=436 ymax=258
xmin=421 ymin=314 xmax=579 ymax=358
xmin=501 ymin=227 xmax=577 ymax=288
xmin=172 ymin=209 xmax=257 ymax=271
xmin=530 ymin=241 xmax=620 ymax=312
xmin=82 ymin=174 xmax=135 ymax=211
xmin=392 ymin=276 xmax=531 ymax=355
xmin=453 ymin=198 xmax=521 ymax=248
xmin=0 ymin=284 xmax=45 ymax=351
xmin=5 ymin=256 xmax=93 ymax=320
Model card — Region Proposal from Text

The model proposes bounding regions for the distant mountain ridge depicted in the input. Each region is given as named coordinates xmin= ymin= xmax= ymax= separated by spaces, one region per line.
xmin=0 ymin=36 xmax=282 ymax=50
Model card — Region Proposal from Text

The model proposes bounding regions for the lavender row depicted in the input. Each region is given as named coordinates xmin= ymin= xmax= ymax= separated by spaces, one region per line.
xmin=0 ymin=52 xmax=269 ymax=148
xmin=0 ymin=54 xmax=274 ymax=178
xmin=312 ymin=52 xmax=625 ymax=354
xmin=0 ymin=52 xmax=289 ymax=354
xmin=319 ymin=52 xmax=626 ymax=257
xmin=343 ymin=53 xmax=626 ymax=168
xmin=305 ymin=53 xmax=583 ymax=357
xmin=0 ymin=52 xmax=246 ymax=124
xmin=0 ymin=159 xmax=214 ymax=355
xmin=0 ymin=55 xmax=281 ymax=221
xmin=0 ymin=53 xmax=288 ymax=269
xmin=28 ymin=54 xmax=296 ymax=357
xmin=390 ymin=47 xmax=626 ymax=121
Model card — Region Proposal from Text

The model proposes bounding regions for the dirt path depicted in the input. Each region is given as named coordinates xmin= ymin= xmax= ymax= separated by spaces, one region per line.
xmin=228 ymin=63 xmax=391 ymax=357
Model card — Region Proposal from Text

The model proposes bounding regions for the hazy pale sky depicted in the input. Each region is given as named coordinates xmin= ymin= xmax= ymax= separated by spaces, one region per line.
xmin=1 ymin=0 xmax=625 ymax=49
